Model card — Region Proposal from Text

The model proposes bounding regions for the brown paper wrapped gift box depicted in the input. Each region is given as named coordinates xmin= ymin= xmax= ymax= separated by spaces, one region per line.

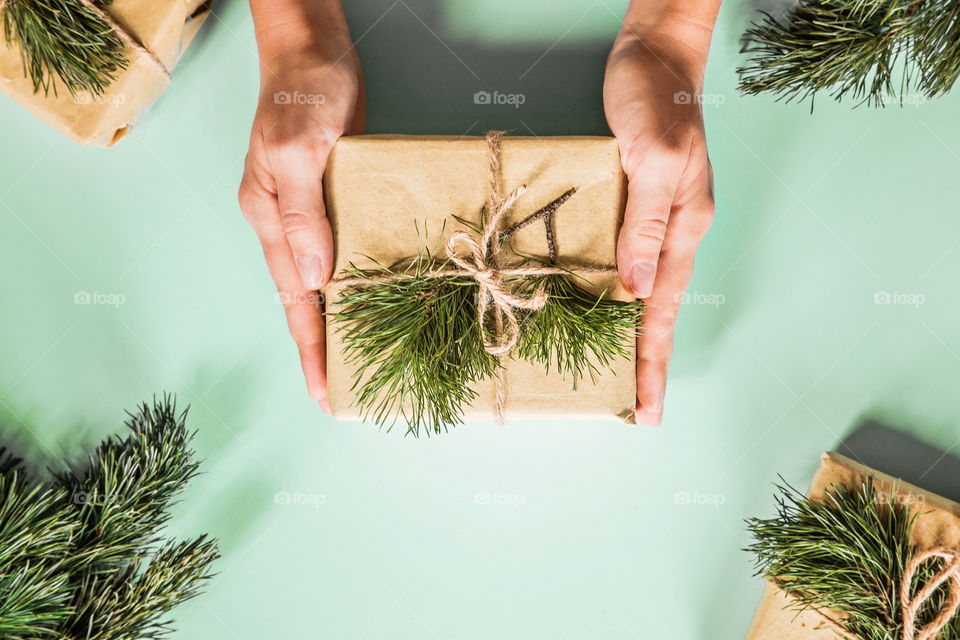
xmin=745 ymin=451 xmax=960 ymax=639
xmin=323 ymin=135 xmax=637 ymax=425
xmin=0 ymin=0 xmax=211 ymax=146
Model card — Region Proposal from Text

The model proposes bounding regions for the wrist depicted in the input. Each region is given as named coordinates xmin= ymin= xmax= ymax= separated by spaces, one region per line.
xmin=251 ymin=0 xmax=353 ymax=70
xmin=617 ymin=1 xmax=720 ymax=74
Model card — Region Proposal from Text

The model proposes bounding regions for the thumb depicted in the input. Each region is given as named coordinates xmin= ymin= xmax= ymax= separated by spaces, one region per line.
xmin=617 ymin=150 xmax=684 ymax=298
xmin=274 ymin=150 xmax=335 ymax=290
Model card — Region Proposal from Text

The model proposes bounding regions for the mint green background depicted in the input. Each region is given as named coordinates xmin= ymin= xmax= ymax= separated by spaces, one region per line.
xmin=3 ymin=1 xmax=960 ymax=638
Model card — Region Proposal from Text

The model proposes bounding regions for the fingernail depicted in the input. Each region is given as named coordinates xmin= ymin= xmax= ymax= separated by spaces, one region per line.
xmin=636 ymin=405 xmax=662 ymax=427
xmin=295 ymin=253 xmax=326 ymax=290
xmin=631 ymin=262 xmax=656 ymax=298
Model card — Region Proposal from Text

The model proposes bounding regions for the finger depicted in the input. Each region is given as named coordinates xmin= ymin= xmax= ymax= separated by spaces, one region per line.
xmin=617 ymin=147 xmax=686 ymax=299
xmin=240 ymin=159 xmax=329 ymax=409
xmin=272 ymin=143 xmax=336 ymax=291
xmin=635 ymin=194 xmax=713 ymax=426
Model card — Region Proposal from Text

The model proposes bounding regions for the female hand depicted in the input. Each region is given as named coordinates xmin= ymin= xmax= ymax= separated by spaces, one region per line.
xmin=604 ymin=2 xmax=720 ymax=426
xmin=239 ymin=0 xmax=363 ymax=410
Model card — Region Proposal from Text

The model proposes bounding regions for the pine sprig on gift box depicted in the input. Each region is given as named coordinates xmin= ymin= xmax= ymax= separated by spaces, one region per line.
xmin=738 ymin=0 xmax=960 ymax=106
xmin=331 ymin=260 xmax=642 ymax=436
xmin=2 ymin=0 xmax=128 ymax=96
xmin=746 ymin=480 xmax=960 ymax=639
xmin=331 ymin=256 xmax=500 ymax=435
xmin=0 ymin=397 xmax=219 ymax=640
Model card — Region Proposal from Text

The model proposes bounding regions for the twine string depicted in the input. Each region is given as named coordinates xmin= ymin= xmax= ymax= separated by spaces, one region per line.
xmin=803 ymin=546 xmax=960 ymax=640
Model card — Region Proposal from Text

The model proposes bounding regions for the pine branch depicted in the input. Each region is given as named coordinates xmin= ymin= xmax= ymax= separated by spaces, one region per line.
xmin=516 ymin=274 xmax=642 ymax=388
xmin=331 ymin=256 xmax=498 ymax=436
xmin=738 ymin=0 xmax=960 ymax=106
xmin=0 ymin=471 xmax=76 ymax=639
xmin=747 ymin=479 xmax=960 ymax=639
xmin=0 ymin=396 xmax=219 ymax=640
xmin=2 ymin=0 xmax=128 ymax=96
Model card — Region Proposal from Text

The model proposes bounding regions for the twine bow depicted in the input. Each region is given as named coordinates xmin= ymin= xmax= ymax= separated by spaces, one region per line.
xmin=812 ymin=546 xmax=960 ymax=640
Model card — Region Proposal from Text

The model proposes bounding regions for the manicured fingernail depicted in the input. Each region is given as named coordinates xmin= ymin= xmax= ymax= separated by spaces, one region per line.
xmin=631 ymin=262 xmax=656 ymax=298
xmin=636 ymin=405 xmax=662 ymax=427
xmin=295 ymin=253 xmax=325 ymax=290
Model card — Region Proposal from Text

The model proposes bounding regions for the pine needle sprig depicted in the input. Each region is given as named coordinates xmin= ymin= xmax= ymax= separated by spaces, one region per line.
xmin=515 ymin=273 xmax=642 ymax=388
xmin=331 ymin=257 xmax=498 ymax=436
xmin=2 ymin=0 xmax=128 ymax=96
xmin=747 ymin=479 xmax=960 ymax=639
xmin=0 ymin=396 xmax=220 ymax=640
xmin=738 ymin=0 xmax=960 ymax=107
xmin=0 ymin=469 xmax=76 ymax=639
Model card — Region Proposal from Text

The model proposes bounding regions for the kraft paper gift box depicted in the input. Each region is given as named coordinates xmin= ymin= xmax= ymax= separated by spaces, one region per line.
xmin=323 ymin=135 xmax=638 ymax=425
xmin=0 ymin=0 xmax=211 ymax=146
xmin=744 ymin=451 xmax=960 ymax=639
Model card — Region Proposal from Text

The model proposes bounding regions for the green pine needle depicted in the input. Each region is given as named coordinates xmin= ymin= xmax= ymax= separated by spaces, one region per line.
xmin=516 ymin=274 xmax=642 ymax=388
xmin=2 ymin=0 xmax=128 ymax=96
xmin=331 ymin=256 xmax=498 ymax=436
xmin=0 ymin=396 xmax=220 ymax=640
xmin=747 ymin=479 xmax=960 ymax=639
xmin=331 ymin=260 xmax=642 ymax=435
xmin=738 ymin=0 xmax=960 ymax=107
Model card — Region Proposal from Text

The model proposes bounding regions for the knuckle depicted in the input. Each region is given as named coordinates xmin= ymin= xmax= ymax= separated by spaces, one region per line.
xmin=279 ymin=210 xmax=314 ymax=235
xmin=237 ymin=184 xmax=261 ymax=223
xmin=625 ymin=216 xmax=669 ymax=247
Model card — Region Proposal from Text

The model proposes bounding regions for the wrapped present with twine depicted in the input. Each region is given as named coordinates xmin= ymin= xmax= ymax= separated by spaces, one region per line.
xmin=745 ymin=451 xmax=960 ymax=640
xmin=0 ymin=0 xmax=211 ymax=146
xmin=323 ymin=133 xmax=642 ymax=435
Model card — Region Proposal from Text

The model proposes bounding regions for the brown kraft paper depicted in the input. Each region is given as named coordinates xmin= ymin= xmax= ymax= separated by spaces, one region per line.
xmin=0 ymin=0 xmax=211 ymax=146
xmin=323 ymin=135 xmax=637 ymax=425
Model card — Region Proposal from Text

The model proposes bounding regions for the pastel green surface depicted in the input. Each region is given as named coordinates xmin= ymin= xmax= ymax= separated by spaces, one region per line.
xmin=2 ymin=1 xmax=960 ymax=639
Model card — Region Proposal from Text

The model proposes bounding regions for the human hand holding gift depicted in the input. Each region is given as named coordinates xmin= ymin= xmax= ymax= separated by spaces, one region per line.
xmin=604 ymin=0 xmax=721 ymax=426
xmin=238 ymin=0 xmax=365 ymax=411
xmin=240 ymin=0 xmax=721 ymax=426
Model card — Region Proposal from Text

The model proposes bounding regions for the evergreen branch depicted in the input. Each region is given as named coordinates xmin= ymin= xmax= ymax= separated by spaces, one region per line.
xmin=64 ymin=536 xmax=220 ymax=640
xmin=747 ymin=479 xmax=960 ymax=639
xmin=330 ymin=257 xmax=498 ymax=436
xmin=56 ymin=398 xmax=201 ymax=569
xmin=516 ymin=274 xmax=642 ymax=388
xmin=0 ymin=396 xmax=219 ymax=640
xmin=738 ymin=0 xmax=960 ymax=106
xmin=0 ymin=471 xmax=76 ymax=639
xmin=2 ymin=0 xmax=128 ymax=96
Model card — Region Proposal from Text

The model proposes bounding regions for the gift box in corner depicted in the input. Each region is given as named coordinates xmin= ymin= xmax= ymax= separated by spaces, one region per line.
xmin=0 ymin=0 xmax=211 ymax=146
xmin=744 ymin=452 xmax=960 ymax=640
xmin=323 ymin=135 xmax=637 ymax=427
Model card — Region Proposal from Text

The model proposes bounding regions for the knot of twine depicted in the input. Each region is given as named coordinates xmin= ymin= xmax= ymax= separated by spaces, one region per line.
xmin=329 ymin=130 xmax=618 ymax=425
xmin=444 ymin=131 xmax=550 ymax=357
xmin=811 ymin=546 xmax=960 ymax=640
xmin=1 ymin=0 xmax=171 ymax=82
